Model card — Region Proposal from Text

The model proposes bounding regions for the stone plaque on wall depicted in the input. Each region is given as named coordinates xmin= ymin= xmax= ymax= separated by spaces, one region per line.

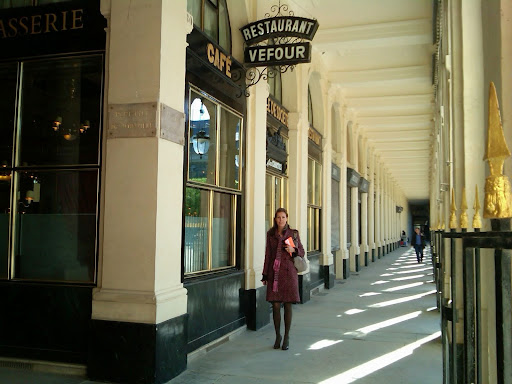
xmin=108 ymin=103 xmax=157 ymax=138
xmin=160 ymin=103 xmax=185 ymax=145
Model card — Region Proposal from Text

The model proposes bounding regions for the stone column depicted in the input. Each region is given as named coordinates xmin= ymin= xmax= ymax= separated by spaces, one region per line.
xmin=375 ymin=158 xmax=382 ymax=258
xmin=339 ymin=108 xmax=350 ymax=278
xmin=288 ymin=99 xmax=310 ymax=303
xmin=320 ymin=87 xmax=337 ymax=288
xmin=360 ymin=137 xmax=369 ymax=266
xmin=90 ymin=1 xmax=189 ymax=383
xmin=368 ymin=150 xmax=376 ymax=261
xmin=383 ymin=168 xmax=388 ymax=254
xmin=242 ymin=79 xmax=269 ymax=330
xmin=349 ymin=129 xmax=360 ymax=271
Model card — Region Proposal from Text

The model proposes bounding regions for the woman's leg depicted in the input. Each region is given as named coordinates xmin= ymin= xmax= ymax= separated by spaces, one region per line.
xmin=282 ymin=303 xmax=292 ymax=350
xmin=272 ymin=302 xmax=282 ymax=348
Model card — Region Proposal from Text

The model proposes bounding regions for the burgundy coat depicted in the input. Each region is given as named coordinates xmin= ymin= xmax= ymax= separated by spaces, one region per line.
xmin=262 ymin=226 xmax=305 ymax=303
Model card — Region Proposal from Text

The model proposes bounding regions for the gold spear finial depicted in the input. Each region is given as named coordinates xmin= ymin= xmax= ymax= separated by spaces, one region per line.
xmin=473 ymin=185 xmax=482 ymax=229
xmin=483 ymin=82 xmax=512 ymax=218
xmin=460 ymin=187 xmax=468 ymax=229
xmin=449 ymin=188 xmax=457 ymax=229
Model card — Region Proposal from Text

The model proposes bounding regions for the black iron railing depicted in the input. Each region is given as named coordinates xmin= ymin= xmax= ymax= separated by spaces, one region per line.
xmin=433 ymin=220 xmax=512 ymax=384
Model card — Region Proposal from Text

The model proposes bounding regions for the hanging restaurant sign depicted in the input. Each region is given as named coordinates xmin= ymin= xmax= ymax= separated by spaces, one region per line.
xmin=241 ymin=16 xmax=319 ymax=46
xmin=240 ymin=5 xmax=318 ymax=68
xmin=235 ymin=2 xmax=319 ymax=96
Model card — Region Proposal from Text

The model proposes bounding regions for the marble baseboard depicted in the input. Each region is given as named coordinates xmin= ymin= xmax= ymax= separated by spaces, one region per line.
xmin=241 ymin=286 xmax=270 ymax=331
xmin=323 ymin=265 xmax=335 ymax=289
xmin=88 ymin=314 xmax=188 ymax=384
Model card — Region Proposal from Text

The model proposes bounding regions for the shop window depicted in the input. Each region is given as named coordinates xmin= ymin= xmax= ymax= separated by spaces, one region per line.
xmin=265 ymin=173 xmax=288 ymax=232
xmin=187 ymin=0 xmax=232 ymax=53
xmin=185 ymin=87 xmax=242 ymax=275
xmin=0 ymin=55 xmax=103 ymax=283
xmin=307 ymin=157 xmax=322 ymax=252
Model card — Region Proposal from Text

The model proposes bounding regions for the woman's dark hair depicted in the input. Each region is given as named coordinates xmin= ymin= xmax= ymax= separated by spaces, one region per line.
xmin=269 ymin=207 xmax=289 ymax=235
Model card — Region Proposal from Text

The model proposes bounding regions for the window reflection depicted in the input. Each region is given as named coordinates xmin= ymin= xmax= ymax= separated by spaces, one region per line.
xmin=184 ymin=188 xmax=209 ymax=273
xmin=187 ymin=0 xmax=201 ymax=27
xmin=308 ymin=158 xmax=314 ymax=203
xmin=315 ymin=161 xmax=322 ymax=206
xmin=307 ymin=156 xmax=322 ymax=252
xmin=265 ymin=174 xmax=272 ymax=231
xmin=204 ymin=1 xmax=219 ymax=43
xmin=211 ymin=192 xmax=233 ymax=269
xmin=218 ymin=0 xmax=231 ymax=52
xmin=189 ymin=94 xmax=216 ymax=184
xmin=13 ymin=170 xmax=98 ymax=282
xmin=0 ymin=63 xmax=17 ymax=167
xmin=17 ymin=56 xmax=103 ymax=167
xmin=0 ymin=175 xmax=11 ymax=279
xmin=218 ymin=108 xmax=240 ymax=190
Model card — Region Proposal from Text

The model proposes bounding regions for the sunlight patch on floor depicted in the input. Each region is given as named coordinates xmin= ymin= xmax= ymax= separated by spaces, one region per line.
xmin=308 ymin=339 xmax=343 ymax=350
xmin=394 ymin=267 xmax=431 ymax=274
xmin=392 ymin=274 xmax=425 ymax=281
xmin=317 ymin=332 xmax=441 ymax=384
xmin=371 ymin=280 xmax=390 ymax=285
xmin=345 ymin=308 xmax=366 ymax=315
xmin=359 ymin=292 xmax=381 ymax=297
xmin=368 ymin=290 xmax=436 ymax=308
xmin=345 ymin=311 xmax=422 ymax=335
xmin=382 ymin=282 xmax=424 ymax=292
xmin=398 ymin=264 xmax=428 ymax=269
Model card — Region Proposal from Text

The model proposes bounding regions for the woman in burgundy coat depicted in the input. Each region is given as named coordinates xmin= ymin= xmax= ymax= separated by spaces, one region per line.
xmin=262 ymin=208 xmax=305 ymax=350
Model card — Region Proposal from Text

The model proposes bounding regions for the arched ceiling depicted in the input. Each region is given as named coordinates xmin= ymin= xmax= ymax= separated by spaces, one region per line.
xmin=292 ymin=0 xmax=435 ymax=202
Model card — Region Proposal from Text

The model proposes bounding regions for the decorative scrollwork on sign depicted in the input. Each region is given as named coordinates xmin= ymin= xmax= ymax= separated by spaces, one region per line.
xmin=275 ymin=36 xmax=302 ymax=45
xmin=265 ymin=1 xmax=294 ymax=18
xmin=231 ymin=65 xmax=295 ymax=97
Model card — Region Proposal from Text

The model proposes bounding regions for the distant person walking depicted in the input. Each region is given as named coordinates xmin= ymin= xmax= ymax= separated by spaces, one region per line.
xmin=400 ymin=230 xmax=408 ymax=246
xmin=262 ymin=208 xmax=305 ymax=351
xmin=411 ymin=227 xmax=426 ymax=263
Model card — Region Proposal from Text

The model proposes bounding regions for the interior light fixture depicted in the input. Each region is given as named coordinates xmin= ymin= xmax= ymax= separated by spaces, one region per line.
xmin=192 ymin=130 xmax=210 ymax=158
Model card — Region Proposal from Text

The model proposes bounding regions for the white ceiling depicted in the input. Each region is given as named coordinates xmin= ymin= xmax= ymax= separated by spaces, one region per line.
xmin=292 ymin=0 xmax=435 ymax=202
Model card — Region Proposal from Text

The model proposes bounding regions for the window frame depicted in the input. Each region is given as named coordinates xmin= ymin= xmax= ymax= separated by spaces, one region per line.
xmin=307 ymin=156 xmax=322 ymax=252
xmin=265 ymin=171 xmax=289 ymax=232
xmin=187 ymin=86 xmax=243 ymax=192
xmin=188 ymin=0 xmax=232 ymax=54
xmin=184 ymin=84 xmax=243 ymax=277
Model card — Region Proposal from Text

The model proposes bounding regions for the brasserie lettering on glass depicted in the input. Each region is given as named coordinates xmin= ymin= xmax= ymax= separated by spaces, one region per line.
xmin=0 ymin=9 xmax=84 ymax=38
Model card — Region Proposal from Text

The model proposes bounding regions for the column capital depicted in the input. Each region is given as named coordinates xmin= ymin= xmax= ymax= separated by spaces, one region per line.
xmin=287 ymin=111 xmax=306 ymax=131
xmin=327 ymin=84 xmax=339 ymax=105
